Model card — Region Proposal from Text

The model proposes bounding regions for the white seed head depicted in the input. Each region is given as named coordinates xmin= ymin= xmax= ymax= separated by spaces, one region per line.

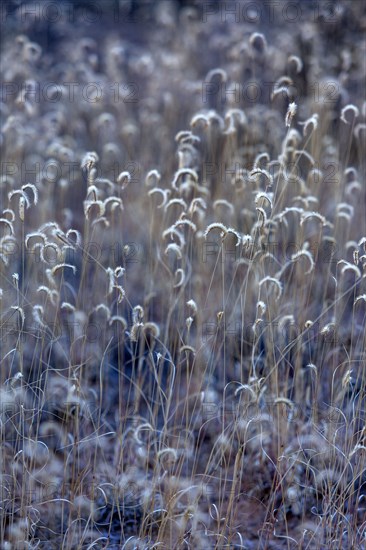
xmin=285 ymin=101 xmax=297 ymax=127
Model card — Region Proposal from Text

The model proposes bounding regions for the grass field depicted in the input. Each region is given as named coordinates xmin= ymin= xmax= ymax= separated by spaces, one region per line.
xmin=1 ymin=1 xmax=366 ymax=548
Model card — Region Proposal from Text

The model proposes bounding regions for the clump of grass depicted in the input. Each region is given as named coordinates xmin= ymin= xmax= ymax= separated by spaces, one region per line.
xmin=1 ymin=1 xmax=366 ymax=549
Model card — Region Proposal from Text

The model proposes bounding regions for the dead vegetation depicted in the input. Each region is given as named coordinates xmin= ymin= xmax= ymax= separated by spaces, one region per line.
xmin=1 ymin=1 xmax=366 ymax=548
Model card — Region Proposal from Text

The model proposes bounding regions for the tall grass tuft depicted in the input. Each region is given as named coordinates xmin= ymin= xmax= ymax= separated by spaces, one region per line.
xmin=0 ymin=1 xmax=365 ymax=549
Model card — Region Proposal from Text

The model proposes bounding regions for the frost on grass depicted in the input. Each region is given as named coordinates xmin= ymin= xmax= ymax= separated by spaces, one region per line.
xmin=1 ymin=2 xmax=365 ymax=549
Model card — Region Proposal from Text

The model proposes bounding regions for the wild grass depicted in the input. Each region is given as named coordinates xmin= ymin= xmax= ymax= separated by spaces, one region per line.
xmin=0 ymin=1 xmax=366 ymax=549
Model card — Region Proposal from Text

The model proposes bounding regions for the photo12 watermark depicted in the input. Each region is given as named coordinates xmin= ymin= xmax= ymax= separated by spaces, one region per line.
xmin=200 ymin=2 xmax=345 ymax=24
